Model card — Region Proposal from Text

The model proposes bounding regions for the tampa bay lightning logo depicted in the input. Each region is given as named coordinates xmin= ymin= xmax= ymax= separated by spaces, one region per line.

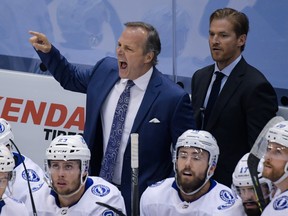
xmin=217 ymin=190 xmax=236 ymax=210
xmin=0 ymin=123 xmax=5 ymax=133
xmin=102 ymin=210 xmax=115 ymax=216
xmin=21 ymin=169 xmax=40 ymax=182
xmin=273 ymin=195 xmax=288 ymax=210
xmin=92 ymin=184 xmax=110 ymax=197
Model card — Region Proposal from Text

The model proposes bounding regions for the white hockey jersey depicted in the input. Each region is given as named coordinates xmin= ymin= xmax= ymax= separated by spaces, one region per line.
xmin=140 ymin=177 xmax=245 ymax=216
xmin=6 ymin=152 xmax=45 ymax=204
xmin=27 ymin=176 xmax=126 ymax=216
xmin=0 ymin=194 xmax=29 ymax=216
xmin=261 ymin=189 xmax=288 ymax=216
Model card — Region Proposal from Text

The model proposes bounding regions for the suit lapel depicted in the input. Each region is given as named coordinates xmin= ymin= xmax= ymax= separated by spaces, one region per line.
xmin=89 ymin=71 xmax=119 ymax=130
xmin=194 ymin=69 xmax=214 ymax=113
xmin=131 ymin=69 xmax=161 ymax=132
xmin=206 ymin=58 xmax=246 ymax=129
xmin=192 ymin=66 xmax=214 ymax=128
xmin=96 ymin=72 xmax=119 ymax=108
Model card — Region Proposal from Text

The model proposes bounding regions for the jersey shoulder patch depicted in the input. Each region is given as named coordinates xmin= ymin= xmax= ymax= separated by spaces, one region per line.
xmin=91 ymin=184 xmax=111 ymax=197
xmin=21 ymin=169 xmax=40 ymax=182
xmin=217 ymin=189 xmax=236 ymax=210
xmin=102 ymin=209 xmax=116 ymax=216
xmin=273 ymin=195 xmax=288 ymax=210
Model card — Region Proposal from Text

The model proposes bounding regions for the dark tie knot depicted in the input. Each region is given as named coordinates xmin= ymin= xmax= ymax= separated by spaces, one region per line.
xmin=214 ymin=71 xmax=225 ymax=81
xmin=126 ymin=80 xmax=135 ymax=90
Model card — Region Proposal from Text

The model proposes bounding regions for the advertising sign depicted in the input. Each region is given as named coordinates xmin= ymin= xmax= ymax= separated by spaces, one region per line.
xmin=0 ymin=69 xmax=85 ymax=167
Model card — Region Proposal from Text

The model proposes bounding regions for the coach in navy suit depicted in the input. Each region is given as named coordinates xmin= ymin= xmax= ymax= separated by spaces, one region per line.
xmin=191 ymin=8 xmax=278 ymax=187
xmin=29 ymin=22 xmax=195 ymax=215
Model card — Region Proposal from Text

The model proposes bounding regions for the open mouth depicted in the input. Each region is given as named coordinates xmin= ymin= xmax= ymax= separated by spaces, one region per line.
xmin=119 ymin=60 xmax=127 ymax=69
xmin=182 ymin=170 xmax=192 ymax=177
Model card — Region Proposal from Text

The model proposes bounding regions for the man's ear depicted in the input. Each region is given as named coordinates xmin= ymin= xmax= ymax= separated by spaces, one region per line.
xmin=144 ymin=51 xmax=154 ymax=63
xmin=237 ymin=34 xmax=246 ymax=48
xmin=208 ymin=164 xmax=216 ymax=176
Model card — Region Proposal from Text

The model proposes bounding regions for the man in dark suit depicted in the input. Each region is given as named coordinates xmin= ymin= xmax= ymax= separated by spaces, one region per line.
xmin=29 ymin=21 xmax=195 ymax=215
xmin=191 ymin=8 xmax=278 ymax=187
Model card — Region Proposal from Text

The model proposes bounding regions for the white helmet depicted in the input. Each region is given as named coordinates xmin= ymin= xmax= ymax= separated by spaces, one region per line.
xmin=232 ymin=153 xmax=273 ymax=198
xmin=265 ymin=120 xmax=288 ymax=184
xmin=174 ymin=129 xmax=219 ymax=169
xmin=265 ymin=120 xmax=288 ymax=148
xmin=0 ymin=144 xmax=15 ymax=172
xmin=45 ymin=135 xmax=91 ymax=192
xmin=0 ymin=144 xmax=16 ymax=189
xmin=0 ymin=118 xmax=14 ymax=149
xmin=46 ymin=134 xmax=90 ymax=161
xmin=173 ymin=129 xmax=219 ymax=195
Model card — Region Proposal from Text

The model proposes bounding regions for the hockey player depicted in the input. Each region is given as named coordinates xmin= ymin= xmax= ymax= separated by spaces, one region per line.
xmin=261 ymin=120 xmax=288 ymax=216
xmin=27 ymin=134 xmax=126 ymax=215
xmin=0 ymin=145 xmax=29 ymax=215
xmin=0 ymin=118 xmax=45 ymax=203
xmin=140 ymin=129 xmax=244 ymax=216
xmin=232 ymin=153 xmax=273 ymax=216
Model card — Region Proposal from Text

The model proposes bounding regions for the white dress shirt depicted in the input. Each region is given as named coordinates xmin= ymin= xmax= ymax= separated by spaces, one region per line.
xmin=101 ymin=67 xmax=153 ymax=184
xmin=203 ymin=55 xmax=242 ymax=108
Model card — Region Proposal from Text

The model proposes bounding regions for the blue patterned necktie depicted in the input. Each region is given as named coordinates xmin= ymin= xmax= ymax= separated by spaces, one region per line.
xmin=203 ymin=71 xmax=225 ymax=128
xmin=99 ymin=80 xmax=135 ymax=182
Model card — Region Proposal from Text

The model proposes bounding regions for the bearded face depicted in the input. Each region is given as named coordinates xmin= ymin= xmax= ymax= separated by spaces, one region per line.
xmin=262 ymin=142 xmax=288 ymax=183
xmin=175 ymin=147 xmax=209 ymax=194
xmin=236 ymin=184 xmax=270 ymax=216
xmin=50 ymin=160 xmax=82 ymax=196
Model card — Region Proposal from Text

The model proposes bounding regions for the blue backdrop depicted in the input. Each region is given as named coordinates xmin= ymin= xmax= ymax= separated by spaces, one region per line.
xmin=0 ymin=0 xmax=287 ymax=100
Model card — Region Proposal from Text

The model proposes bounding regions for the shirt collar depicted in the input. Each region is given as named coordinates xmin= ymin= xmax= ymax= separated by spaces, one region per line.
xmin=120 ymin=67 xmax=153 ymax=91
xmin=214 ymin=55 xmax=242 ymax=77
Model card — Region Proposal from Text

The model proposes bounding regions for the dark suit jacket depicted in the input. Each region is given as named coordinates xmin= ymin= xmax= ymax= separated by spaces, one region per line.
xmin=191 ymin=57 xmax=278 ymax=186
xmin=38 ymin=46 xmax=196 ymax=215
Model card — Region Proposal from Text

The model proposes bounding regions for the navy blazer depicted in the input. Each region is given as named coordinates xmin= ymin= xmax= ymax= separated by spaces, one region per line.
xmin=191 ymin=57 xmax=278 ymax=186
xmin=38 ymin=46 xmax=196 ymax=215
